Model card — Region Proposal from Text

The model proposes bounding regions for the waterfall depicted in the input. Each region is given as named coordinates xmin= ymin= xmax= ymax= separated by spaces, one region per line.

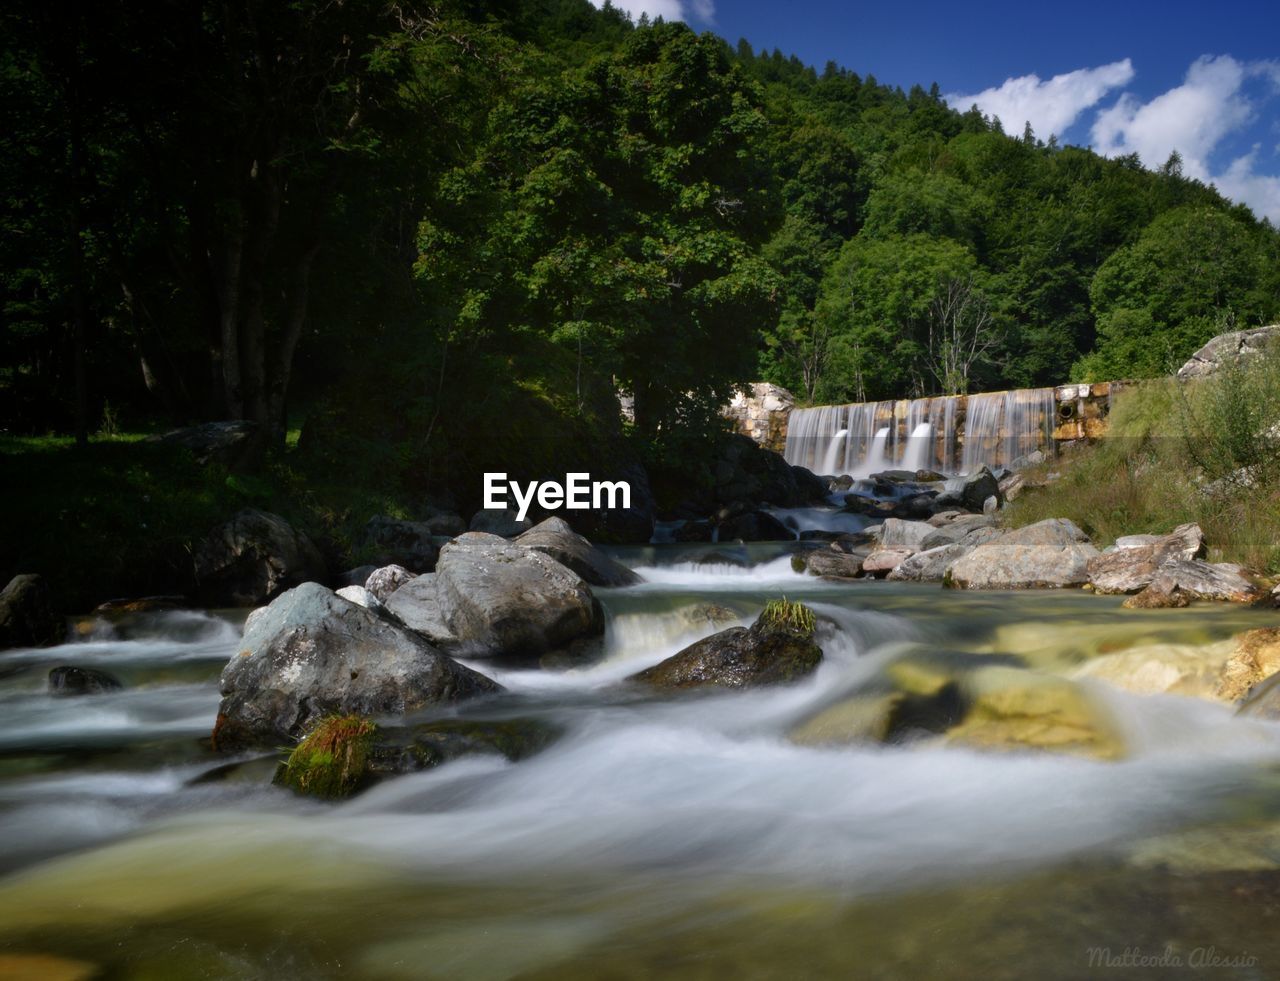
xmin=959 ymin=388 xmax=1057 ymax=473
xmin=785 ymin=387 xmax=1059 ymax=476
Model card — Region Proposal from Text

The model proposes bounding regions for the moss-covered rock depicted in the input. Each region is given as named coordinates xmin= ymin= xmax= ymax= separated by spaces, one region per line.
xmin=631 ymin=600 xmax=822 ymax=690
xmin=274 ymin=715 xmax=377 ymax=799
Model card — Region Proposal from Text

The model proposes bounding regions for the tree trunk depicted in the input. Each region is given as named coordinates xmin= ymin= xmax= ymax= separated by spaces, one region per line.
xmin=266 ymin=243 xmax=321 ymax=445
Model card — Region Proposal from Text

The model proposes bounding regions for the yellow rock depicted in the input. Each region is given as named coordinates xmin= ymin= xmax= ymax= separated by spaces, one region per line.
xmin=1072 ymin=640 xmax=1236 ymax=701
xmin=789 ymin=693 xmax=901 ymax=746
xmin=946 ymin=666 xmax=1124 ymax=760
xmin=1217 ymin=627 xmax=1280 ymax=702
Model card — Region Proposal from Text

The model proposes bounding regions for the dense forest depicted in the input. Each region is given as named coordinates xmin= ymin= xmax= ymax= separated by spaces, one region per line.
xmin=4 ymin=0 xmax=1279 ymax=491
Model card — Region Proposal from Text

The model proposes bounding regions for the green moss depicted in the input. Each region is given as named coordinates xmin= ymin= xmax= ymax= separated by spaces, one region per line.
xmin=758 ymin=597 xmax=817 ymax=637
xmin=275 ymin=715 xmax=377 ymax=800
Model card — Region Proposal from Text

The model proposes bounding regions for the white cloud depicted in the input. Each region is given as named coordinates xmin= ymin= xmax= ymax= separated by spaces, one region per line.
xmin=589 ymin=0 xmax=713 ymax=24
xmin=1089 ymin=55 xmax=1280 ymax=222
xmin=946 ymin=60 xmax=1134 ymax=140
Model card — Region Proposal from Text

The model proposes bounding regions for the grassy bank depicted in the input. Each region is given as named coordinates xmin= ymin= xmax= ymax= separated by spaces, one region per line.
xmin=0 ymin=433 xmax=419 ymax=612
xmin=1005 ymin=351 xmax=1280 ymax=575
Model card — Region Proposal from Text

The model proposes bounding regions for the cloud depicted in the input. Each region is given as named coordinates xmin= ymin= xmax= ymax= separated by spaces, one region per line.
xmin=1090 ymin=55 xmax=1280 ymax=222
xmin=589 ymin=0 xmax=714 ymax=25
xmin=946 ymin=60 xmax=1134 ymax=140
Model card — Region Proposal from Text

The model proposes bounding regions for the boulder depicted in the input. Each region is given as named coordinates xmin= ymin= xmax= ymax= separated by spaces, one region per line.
xmin=1142 ymin=560 xmax=1261 ymax=603
xmin=797 ymin=548 xmax=868 ymax=579
xmin=712 ymin=434 xmax=825 ymax=509
xmin=918 ymin=514 xmax=997 ymax=550
xmin=335 ymin=585 xmax=384 ymax=614
xmin=337 ymin=565 xmax=378 ymax=589
xmin=1217 ymin=628 xmax=1280 ymax=702
xmin=946 ymin=518 xmax=1098 ymax=589
xmin=717 ymin=509 xmax=795 ymax=542
xmin=959 ymin=466 xmax=1001 ymax=512
xmin=515 ymin=517 xmax=641 ymax=587
xmin=1087 ymin=523 xmax=1206 ymax=594
xmin=887 ymin=542 xmax=969 ymax=582
xmin=0 ymin=574 xmax=62 ymax=649
xmin=878 ymin=518 xmax=933 ymax=551
xmin=150 ymin=420 xmax=263 ymax=470
xmin=359 ymin=517 xmax=438 ymax=573
xmin=363 ymin=564 xmax=416 ymax=603
xmin=194 ymin=509 xmax=326 ymax=607
xmin=48 ymin=665 xmax=123 ymax=696
xmin=468 ymin=508 xmax=532 ymax=538
xmin=213 ymin=583 xmax=500 ymax=750
xmin=422 ymin=507 xmax=467 ymax=538
xmin=631 ymin=601 xmax=822 ymax=690
xmin=382 ymin=573 xmax=454 ymax=646
xmin=372 ymin=717 xmax=561 ymax=774
xmin=433 ymin=533 xmax=602 ymax=659
xmin=1176 ymin=324 xmax=1280 ymax=380
xmin=998 ymin=473 xmax=1026 ymax=501
xmin=861 ymin=548 xmax=914 ymax=577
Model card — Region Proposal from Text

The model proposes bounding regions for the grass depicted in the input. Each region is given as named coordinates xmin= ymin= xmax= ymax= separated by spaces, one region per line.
xmin=274 ymin=715 xmax=377 ymax=800
xmin=1006 ymin=350 xmax=1280 ymax=575
xmin=758 ymin=597 xmax=817 ymax=636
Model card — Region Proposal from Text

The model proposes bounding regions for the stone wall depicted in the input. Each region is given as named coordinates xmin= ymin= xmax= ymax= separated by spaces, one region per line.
xmin=724 ymin=383 xmax=794 ymax=453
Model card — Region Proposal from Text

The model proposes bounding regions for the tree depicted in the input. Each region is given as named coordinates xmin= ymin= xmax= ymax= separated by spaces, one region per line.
xmin=926 ymin=275 xmax=999 ymax=394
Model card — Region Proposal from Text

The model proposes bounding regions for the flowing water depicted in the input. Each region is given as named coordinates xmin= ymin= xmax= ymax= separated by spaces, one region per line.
xmin=2 ymin=546 xmax=1280 ymax=979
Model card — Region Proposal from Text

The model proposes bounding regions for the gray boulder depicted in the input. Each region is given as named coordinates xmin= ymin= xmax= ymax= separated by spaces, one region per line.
xmin=797 ymin=548 xmax=868 ymax=579
xmin=195 ymin=509 xmax=326 ymax=607
xmin=364 ymin=564 xmax=416 ymax=603
xmin=213 ymin=583 xmax=500 ymax=750
xmin=335 ymin=585 xmax=384 ymax=614
xmin=433 ymin=533 xmax=603 ymax=659
xmin=947 ymin=518 xmax=1098 ymax=589
xmin=888 ymin=543 xmax=970 ymax=582
xmin=1143 ymin=560 xmax=1260 ymax=604
xmin=919 ymin=514 xmax=997 ymax=550
xmin=1088 ymin=523 xmax=1207 ymax=594
xmin=878 ymin=518 xmax=933 ymax=551
xmin=862 ymin=548 xmax=914 ymax=577
xmin=0 ymin=574 xmax=62 ymax=649
xmin=515 ymin=517 xmax=641 ymax=587
xmin=469 ymin=507 xmax=533 ymax=538
xmin=383 ymin=574 xmax=456 ymax=648
xmin=422 ymin=507 xmax=467 ymax=538
xmin=1177 ymin=324 xmax=1280 ymax=380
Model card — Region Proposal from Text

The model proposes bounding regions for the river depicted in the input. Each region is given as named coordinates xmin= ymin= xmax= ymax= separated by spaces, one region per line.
xmin=1 ymin=538 xmax=1278 ymax=979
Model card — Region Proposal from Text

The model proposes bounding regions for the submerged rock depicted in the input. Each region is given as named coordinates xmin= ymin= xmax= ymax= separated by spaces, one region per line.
xmin=947 ymin=519 xmax=1098 ymax=590
xmin=434 ymin=533 xmax=603 ymax=659
xmin=213 ymin=583 xmax=500 ymax=750
xmin=1218 ymin=628 xmax=1280 ymax=702
xmin=48 ymin=665 xmax=123 ymax=696
xmin=1072 ymin=640 xmax=1237 ymax=701
xmin=372 ymin=718 xmax=562 ymax=774
xmin=0 ymin=573 xmax=62 ymax=649
xmin=515 ymin=517 xmax=641 ymax=587
xmin=945 ymin=666 xmax=1122 ymax=759
xmin=632 ymin=599 xmax=822 ymax=690
xmin=194 ymin=509 xmax=326 ymax=607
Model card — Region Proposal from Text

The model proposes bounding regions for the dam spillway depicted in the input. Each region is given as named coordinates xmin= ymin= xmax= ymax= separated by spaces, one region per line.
xmin=779 ymin=382 xmax=1117 ymax=476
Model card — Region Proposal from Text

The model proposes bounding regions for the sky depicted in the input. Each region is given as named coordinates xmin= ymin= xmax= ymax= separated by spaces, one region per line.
xmin=590 ymin=0 xmax=1280 ymax=222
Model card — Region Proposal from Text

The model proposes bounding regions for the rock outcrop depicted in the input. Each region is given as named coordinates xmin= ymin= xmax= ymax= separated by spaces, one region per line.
xmin=1087 ymin=523 xmax=1206 ymax=594
xmin=1176 ymin=324 xmax=1280 ymax=380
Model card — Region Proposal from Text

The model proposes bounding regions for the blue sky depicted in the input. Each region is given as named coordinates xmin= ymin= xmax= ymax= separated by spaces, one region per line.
xmin=591 ymin=0 xmax=1280 ymax=221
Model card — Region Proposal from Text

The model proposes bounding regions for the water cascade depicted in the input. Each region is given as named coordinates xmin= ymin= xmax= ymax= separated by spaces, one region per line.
xmin=784 ymin=386 xmax=1059 ymax=476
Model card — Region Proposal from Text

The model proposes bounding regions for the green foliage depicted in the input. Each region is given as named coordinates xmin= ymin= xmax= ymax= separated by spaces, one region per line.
xmin=758 ymin=597 xmax=817 ymax=637
xmin=275 ymin=715 xmax=377 ymax=800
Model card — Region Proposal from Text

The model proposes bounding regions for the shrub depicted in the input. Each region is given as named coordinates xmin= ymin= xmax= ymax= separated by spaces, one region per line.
xmin=758 ymin=597 xmax=817 ymax=636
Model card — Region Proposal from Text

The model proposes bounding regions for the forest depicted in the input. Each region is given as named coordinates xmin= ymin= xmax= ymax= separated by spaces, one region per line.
xmin=4 ymin=0 xmax=1280 ymax=496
